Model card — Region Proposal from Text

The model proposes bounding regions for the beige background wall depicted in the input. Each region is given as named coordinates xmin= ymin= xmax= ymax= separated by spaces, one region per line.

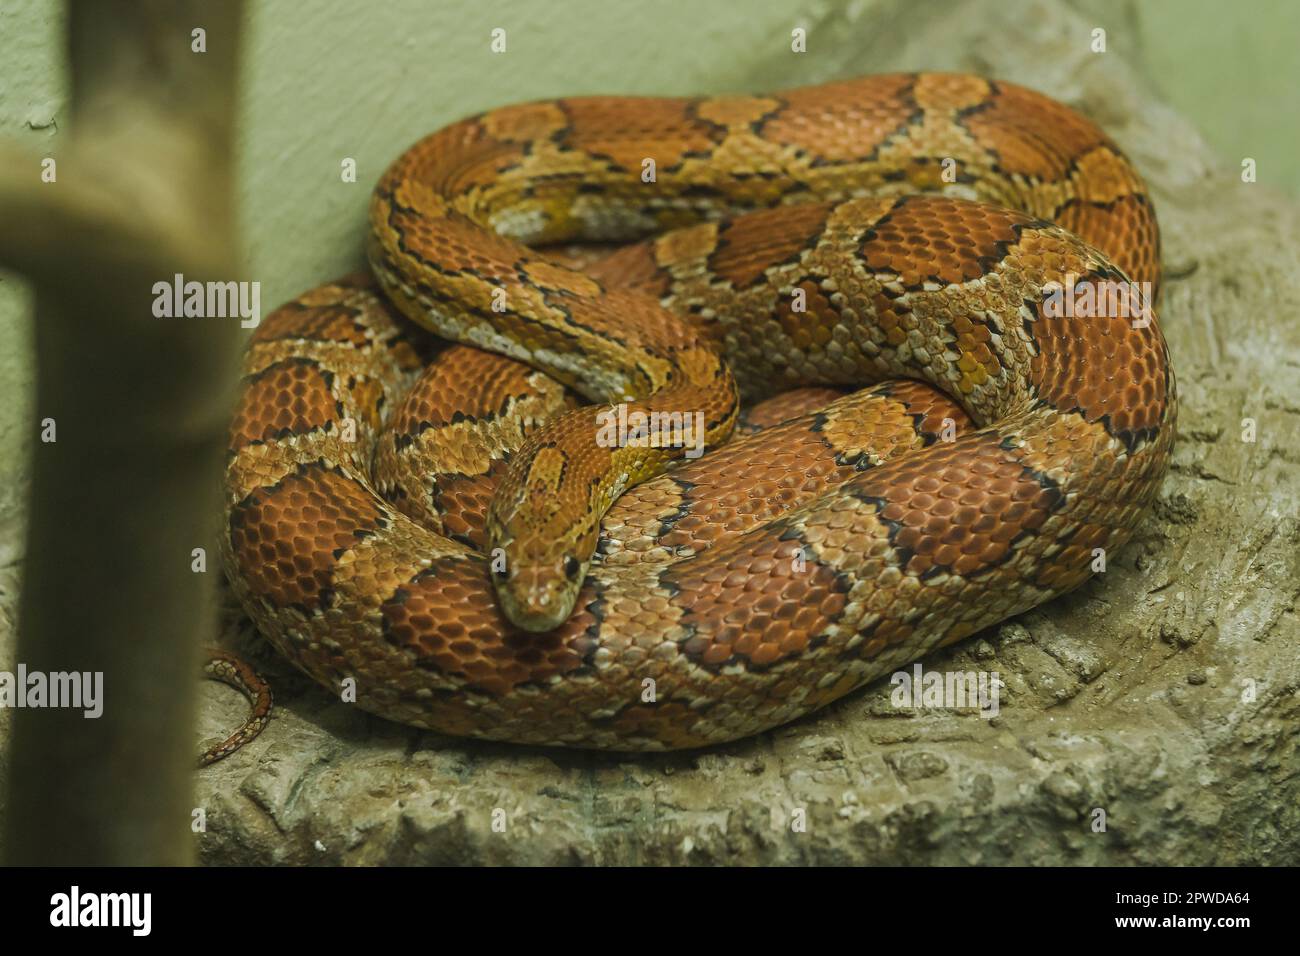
xmin=1 ymin=0 xmax=1296 ymax=532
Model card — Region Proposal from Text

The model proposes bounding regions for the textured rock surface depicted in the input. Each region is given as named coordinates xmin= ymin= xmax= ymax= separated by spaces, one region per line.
xmin=7 ymin=0 xmax=1300 ymax=864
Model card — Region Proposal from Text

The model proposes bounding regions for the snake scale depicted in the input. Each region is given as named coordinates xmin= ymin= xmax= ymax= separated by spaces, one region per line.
xmin=217 ymin=73 xmax=1174 ymax=753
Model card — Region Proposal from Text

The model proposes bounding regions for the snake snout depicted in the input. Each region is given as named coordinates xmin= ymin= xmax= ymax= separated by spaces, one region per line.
xmin=493 ymin=559 xmax=583 ymax=633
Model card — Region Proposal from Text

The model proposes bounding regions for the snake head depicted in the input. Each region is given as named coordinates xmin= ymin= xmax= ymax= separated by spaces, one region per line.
xmin=485 ymin=474 xmax=594 ymax=633
xmin=492 ymin=550 xmax=587 ymax=633
xmin=484 ymin=418 xmax=609 ymax=632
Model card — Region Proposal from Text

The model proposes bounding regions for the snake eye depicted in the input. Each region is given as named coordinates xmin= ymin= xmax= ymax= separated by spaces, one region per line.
xmin=563 ymin=555 xmax=582 ymax=579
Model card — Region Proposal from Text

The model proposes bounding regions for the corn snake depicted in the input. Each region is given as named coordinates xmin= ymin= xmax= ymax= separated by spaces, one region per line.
xmin=216 ymin=72 xmax=1173 ymax=752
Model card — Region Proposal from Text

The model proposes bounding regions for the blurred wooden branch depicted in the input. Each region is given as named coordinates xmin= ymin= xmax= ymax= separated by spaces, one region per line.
xmin=2 ymin=0 xmax=246 ymax=864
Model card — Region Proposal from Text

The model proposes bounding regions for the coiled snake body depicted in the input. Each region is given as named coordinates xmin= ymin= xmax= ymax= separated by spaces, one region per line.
xmin=220 ymin=74 xmax=1174 ymax=751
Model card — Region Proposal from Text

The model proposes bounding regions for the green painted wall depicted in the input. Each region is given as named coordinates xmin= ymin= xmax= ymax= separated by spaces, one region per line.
xmin=1 ymin=0 xmax=1297 ymax=535
xmin=1136 ymin=0 xmax=1300 ymax=199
